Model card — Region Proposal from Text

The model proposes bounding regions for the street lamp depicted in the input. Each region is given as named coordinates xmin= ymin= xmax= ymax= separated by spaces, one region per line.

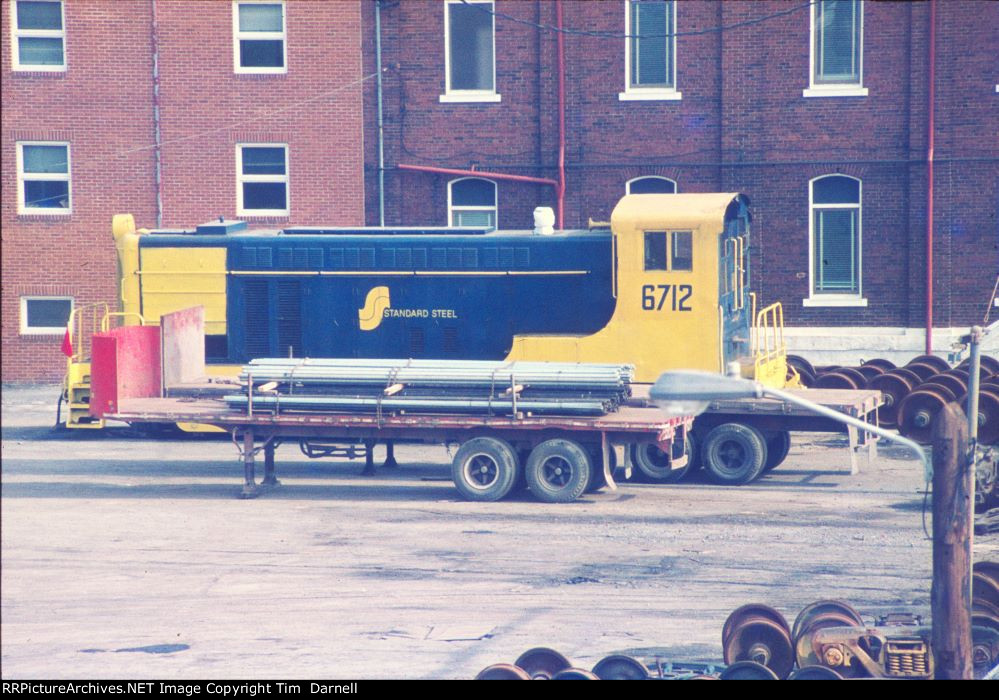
xmin=649 ymin=365 xmax=932 ymax=481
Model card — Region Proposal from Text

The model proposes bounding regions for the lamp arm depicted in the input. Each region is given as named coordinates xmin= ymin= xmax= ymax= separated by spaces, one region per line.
xmin=762 ymin=386 xmax=932 ymax=482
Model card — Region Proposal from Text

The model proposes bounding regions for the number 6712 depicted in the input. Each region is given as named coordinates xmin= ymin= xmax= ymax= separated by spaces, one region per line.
xmin=641 ymin=284 xmax=692 ymax=312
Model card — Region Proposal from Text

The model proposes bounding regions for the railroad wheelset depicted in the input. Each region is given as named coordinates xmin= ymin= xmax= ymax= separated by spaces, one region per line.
xmin=868 ymin=370 xmax=919 ymax=429
xmin=906 ymin=354 xmax=952 ymax=374
xmin=903 ymin=362 xmax=942 ymax=383
xmin=791 ymin=599 xmax=865 ymax=678
xmin=897 ymin=385 xmax=958 ymax=444
xmin=854 ymin=364 xmax=887 ymax=383
xmin=923 ymin=372 xmax=967 ymax=399
xmin=591 ymin=654 xmax=650 ymax=680
xmin=972 ymin=562 xmax=999 ymax=678
xmin=956 ymin=388 xmax=999 ymax=445
xmin=813 ymin=367 xmax=867 ymax=390
xmin=862 ymin=358 xmax=897 ymax=372
xmin=721 ymin=604 xmax=795 ymax=679
xmin=475 ymin=663 xmax=532 ymax=680
xmin=514 ymin=647 xmax=573 ymax=679
xmin=959 ymin=354 xmax=999 ymax=377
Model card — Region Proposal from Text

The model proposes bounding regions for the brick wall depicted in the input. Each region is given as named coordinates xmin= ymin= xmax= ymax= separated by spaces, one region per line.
xmin=2 ymin=0 xmax=364 ymax=381
xmin=364 ymin=0 xmax=997 ymax=333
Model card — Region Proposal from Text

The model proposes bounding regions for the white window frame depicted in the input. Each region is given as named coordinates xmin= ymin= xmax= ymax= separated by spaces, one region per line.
xmin=9 ymin=0 xmax=66 ymax=72
xmin=440 ymin=0 xmax=501 ymax=103
xmin=804 ymin=174 xmax=867 ymax=307
xmin=804 ymin=0 xmax=868 ymax=98
xmin=232 ymin=0 xmax=287 ymax=75
xmin=448 ymin=177 xmax=497 ymax=228
xmin=16 ymin=141 xmax=71 ymax=215
xmin=19 ymin=296 xmax=73 ymax=335
xmin=626 ymin=176 xmax=678 ymax=194
xmin=620 ymin=0 xmax=681 ymax=102
xmin=236 ymin=143 xmax=289 ymax=217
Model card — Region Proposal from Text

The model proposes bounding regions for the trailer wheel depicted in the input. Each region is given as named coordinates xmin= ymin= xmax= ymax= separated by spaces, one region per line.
xmin=702 ymin=423 xmax=768 ymax=485
xmin=451 ymin=437 xmax=519 ymax=501
xmin=763 ymin=431 xmax=792 ymax=472
xmin=632 ymin=437 xmax=690 ymax=483
xmin=525 ymin=439 xmax=591 ymax=503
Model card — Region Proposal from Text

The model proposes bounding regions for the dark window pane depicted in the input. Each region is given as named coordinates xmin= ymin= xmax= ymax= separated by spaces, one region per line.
xmin=453 ymin=210 xmax=494 ymax=228
xmin=644 ymin=231 xmax=668 ymax=271
xmin=238 ymin=3 xmax=282 ymax=32
xmin=241 ymin=147 xmax=286 ymax=175
xmin=18 ymin=37 xmax=63 ymax=66
xmin=243 ymin=182 xmax=287 ymax=211
xmin=26 ymin=298 xmax=71 ymax=328
xmin=813 ymin=175 xmax=859 ymax=204
xmin=22 ymin=144 xmax=67 ymax=173
xmin=451 ymin=178 xmax=495 ymax=206
xmin=448 ymin=3 xmax=494 ymax=90
xmin=240 ymin=39 xmax=284 ymax=68
xmin=17 ymin=1 xmax=62 ymax=30
xmin=24 ymin=180 xmax=69 ymax=208
xmin=671 ymin=231 xmax=692 ymax=271
xmin=629 ymin=177 xmax=676 ymax=194
xmin=631 ymin=1 xmax=671 ymax=88
xmin=816 ymin=0 xmax=859 ymax=83
xmin=814 ymin=209 xmax=858 ymax=293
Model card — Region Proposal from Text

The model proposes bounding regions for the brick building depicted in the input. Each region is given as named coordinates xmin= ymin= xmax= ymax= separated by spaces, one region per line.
xmin=2 ymin=1 xmax=996 ymax=382
xmin=362 ymin=0 xmax=999 ymax=362
xmin=2 ymin=0 xmax=364 ymax=381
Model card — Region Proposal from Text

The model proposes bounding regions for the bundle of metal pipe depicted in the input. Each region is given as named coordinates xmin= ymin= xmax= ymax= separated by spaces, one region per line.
xmin=230 ymin=358 xmax=636 ymax=418
xmin=223 ymin=394 xmax=612 ymax=416
xmin=240 ymin=358 xmax=633 ymax=391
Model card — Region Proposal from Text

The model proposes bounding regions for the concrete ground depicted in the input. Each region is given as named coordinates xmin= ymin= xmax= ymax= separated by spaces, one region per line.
xmin=2 ymin=384 xmax=996 ymax=679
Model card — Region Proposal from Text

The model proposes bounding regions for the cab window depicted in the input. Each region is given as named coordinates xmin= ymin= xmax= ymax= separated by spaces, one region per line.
xmin=644 ymin=231 xmax=668 ymax=270
xmin=671 ymin=231 xmax=692 ymax=271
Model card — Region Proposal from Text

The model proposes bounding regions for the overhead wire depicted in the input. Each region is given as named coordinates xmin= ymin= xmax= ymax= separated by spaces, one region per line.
xmin=458 ymin=0 xmax=817 ymax=40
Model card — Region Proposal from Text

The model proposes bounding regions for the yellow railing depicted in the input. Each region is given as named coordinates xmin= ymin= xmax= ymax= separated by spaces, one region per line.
xmin=66 ymin=302 xmax=110 ymax=363
xmin=751 ymin=301 xmax=789 ymax=388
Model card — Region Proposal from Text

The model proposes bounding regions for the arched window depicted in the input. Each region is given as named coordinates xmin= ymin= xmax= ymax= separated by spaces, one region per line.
xmin=626 ymin=176 xmax=677 ymax=195
xmin=809 ymin=174 xmax=862 ymax=298
xmin=448 ymin=177 xmax=497 ymax=228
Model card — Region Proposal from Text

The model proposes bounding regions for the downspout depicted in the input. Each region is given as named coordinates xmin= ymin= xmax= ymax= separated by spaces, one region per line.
xmin=925 ymin=0 xmax=936 ymax=353
xmin=556 ymin=0 xmax=566 ymax=229
xmin=150 ymin=0 xmax=163 ymax=227
xmin=375 ymin=0 xmax=385 ymax=226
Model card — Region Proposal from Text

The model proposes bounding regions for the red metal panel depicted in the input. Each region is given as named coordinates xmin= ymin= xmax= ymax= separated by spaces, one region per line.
xmin=114 ymin=326 xmax=162 ymax=402
xmin=89 ymin=335 xmax=119 ymax=417
xmin=161 ymin=306 xmax=205 ymax=389
xmin=88 ymin=326 xmax=161 ymax=418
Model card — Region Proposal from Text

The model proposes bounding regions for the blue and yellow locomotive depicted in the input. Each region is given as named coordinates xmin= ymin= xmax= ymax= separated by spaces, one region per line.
xmin=104 ymin=193 xmax=782 ymax=386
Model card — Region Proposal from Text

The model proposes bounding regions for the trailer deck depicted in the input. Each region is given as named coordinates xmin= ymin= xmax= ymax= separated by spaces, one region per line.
xmin=107 ymin=396 xmax=690 ymax=500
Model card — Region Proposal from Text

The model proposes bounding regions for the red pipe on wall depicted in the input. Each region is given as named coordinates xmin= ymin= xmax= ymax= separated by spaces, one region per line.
xmin=556 ymin=0 xmax=566 ymax=229
xmin=926 ymin=0 xmax=936 ymax=354
xmin=396 ymin=163 xmax=558 ymax=187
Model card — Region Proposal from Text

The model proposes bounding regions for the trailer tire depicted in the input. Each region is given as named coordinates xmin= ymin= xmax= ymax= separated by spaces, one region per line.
xmin=451 ymin=437 xmax=519 ymax=502
xmin=632 ymin=438 xmax=690 ymax=483
xmin=702 ymin=423 xmax=768 ymax=485
xmin=525 ymin=439 xmax=591 ymax=503
xmin=763 ymin=431 xmax=792 ymax=472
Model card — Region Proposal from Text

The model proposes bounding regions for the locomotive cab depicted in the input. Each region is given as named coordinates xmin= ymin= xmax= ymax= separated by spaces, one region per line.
xmin=509 ymin=193 xmax=766 ymax=383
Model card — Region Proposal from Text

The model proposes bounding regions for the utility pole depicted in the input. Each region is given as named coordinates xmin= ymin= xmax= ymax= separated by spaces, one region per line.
xmin=931 ymin=401 xmax=973 ymax=679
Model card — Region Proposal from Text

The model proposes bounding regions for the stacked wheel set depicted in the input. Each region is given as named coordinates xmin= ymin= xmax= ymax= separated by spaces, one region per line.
xmin=475 ymin=568 xmax=999 ymax=680
xmin=787 ymin=353 xmax=999 ymax=445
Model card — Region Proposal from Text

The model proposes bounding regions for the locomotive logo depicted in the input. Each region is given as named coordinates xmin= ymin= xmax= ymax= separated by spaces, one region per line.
xmin=358 ymin=286 xmax=391 ymax=331
xmin=359 ymin=286 xmax=460 ymax=331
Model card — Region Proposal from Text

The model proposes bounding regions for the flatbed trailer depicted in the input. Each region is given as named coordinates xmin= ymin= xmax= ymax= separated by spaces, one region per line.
xmin=627 ymin=385 xmax=884 ymax=484
xmin=105 ymin=395 xmax=691 ymax=504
